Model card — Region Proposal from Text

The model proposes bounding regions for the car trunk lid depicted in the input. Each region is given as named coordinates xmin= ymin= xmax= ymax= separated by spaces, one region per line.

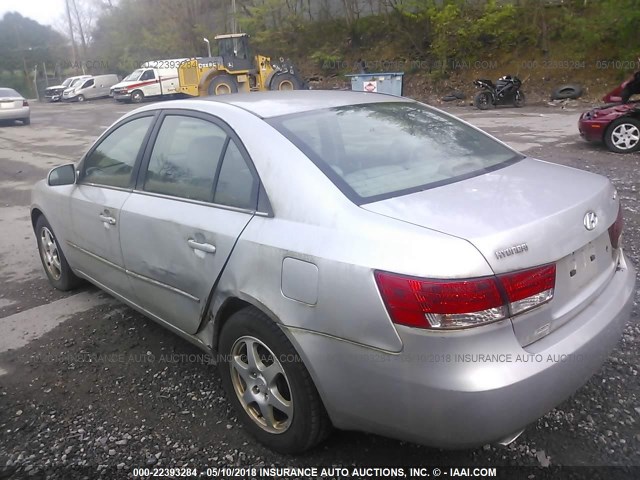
xmin=0 ymin=97 xmax=22 ymax=109
xmin=362 ymin=158 xmax=620 ymax=345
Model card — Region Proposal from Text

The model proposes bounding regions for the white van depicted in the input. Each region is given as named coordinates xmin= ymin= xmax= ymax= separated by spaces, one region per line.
xmin=62 ymin=74 xmax=120 ymax=102
xmin=111 ymin=59 xmax=189 ymax=103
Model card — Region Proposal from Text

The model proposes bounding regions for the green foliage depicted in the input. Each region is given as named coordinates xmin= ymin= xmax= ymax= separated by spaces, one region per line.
xmin=90 ymin=0 xmax=220 ymax=75
xmin=0 ymin=12 xmax=67 ymax=73
xmin=0 ymin=70 xmax=30 ymax=95
xmin=3 ymin=0 xmax=640 ymax=90
xmin=466 ymin=1 xmax=520 ymax=50
xmin=427 ymin=2 xmax=462 ymax=72
xmin=310 ymin=49 xmax=344 ymax=72
xmin=238 ymin=0 xmax=306 ymax=54
xmin=557 ymin=0 xmax=640 ymax=62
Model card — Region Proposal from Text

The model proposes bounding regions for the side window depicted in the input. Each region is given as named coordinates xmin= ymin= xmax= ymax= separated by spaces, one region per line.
xmin=140 ymin=70 xmax=155 ymax=81
xmin=82 ymin=116 xmax=153 ymax=188
xmin=144 ymin=115 xmax=227 ymax=202
xmin=83 ymin=79 xmax=94 ymax=88
xmin=213 ymin=140 xmax=257 ymax=210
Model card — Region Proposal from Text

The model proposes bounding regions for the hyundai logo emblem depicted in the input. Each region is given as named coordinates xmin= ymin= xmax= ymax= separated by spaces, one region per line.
xmin=583 ymin=211 xmax=598 ymax=231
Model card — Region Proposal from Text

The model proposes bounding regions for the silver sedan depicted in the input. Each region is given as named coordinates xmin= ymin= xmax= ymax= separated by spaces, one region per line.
xmin=0 ymin=87 xmax=30 ymax=125
xmin=31 ymin=91 xmax=636 ymax=453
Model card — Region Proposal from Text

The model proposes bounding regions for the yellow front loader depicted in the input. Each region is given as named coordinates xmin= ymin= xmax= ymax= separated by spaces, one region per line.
xmin=178 ymin=33 xmax=305 ymax=97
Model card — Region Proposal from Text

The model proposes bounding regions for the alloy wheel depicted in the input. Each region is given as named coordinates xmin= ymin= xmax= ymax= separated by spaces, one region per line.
xmin=229 ymin=336 xmax=293 ymax=434
xmin=40 ymin=226 xmax=62 ymax=280
xmin=611 ymin=123 xmax=640 ymax=151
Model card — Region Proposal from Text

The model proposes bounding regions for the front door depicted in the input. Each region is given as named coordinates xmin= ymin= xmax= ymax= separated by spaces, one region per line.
xmin=119 ymin=113 xmax=259 ymax=333
xmin=139 ymin=69 xmax=160 ymax=96
xmin=81 ymin=78 xmax=96 ymax=99
xmin=68 ymin=115 xmax=155 ymax=296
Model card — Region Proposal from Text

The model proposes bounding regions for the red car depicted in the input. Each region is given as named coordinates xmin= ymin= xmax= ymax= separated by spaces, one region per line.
xmin=579 ymin=75 xmax=640 ymax=153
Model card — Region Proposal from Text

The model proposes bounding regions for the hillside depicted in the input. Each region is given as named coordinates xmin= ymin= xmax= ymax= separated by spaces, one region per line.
xmin=1 ymin=0 xmax=639 ymax=102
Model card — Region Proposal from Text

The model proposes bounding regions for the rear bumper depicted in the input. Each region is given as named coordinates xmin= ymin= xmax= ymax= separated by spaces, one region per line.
xmin=287 ymin=253 xmax=636 ymax=448
xmin=0 ymin=106 xmax=29 ymax=121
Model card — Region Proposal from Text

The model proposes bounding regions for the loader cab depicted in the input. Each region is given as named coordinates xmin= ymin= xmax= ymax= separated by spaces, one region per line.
xmin=215 ymin=33 xmax=254 ymax=72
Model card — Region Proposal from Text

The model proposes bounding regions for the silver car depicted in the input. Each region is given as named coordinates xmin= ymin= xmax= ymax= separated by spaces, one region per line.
xmin=31 ymin=91 xmax=635 ymax=453
xmin=0 ymin=87 xmax=30 ymax=125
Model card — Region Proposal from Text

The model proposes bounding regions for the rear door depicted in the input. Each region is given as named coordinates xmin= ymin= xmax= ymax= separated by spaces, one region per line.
xmin=68 ymin=114 xmax=156 ymax=296
xmin=119 ymin=111 xmax=259 ymax=334
xmin=158 ymin=69 xmax=180 ymax=95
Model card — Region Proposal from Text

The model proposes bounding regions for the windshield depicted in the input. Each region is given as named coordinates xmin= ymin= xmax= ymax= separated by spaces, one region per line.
xmin=62 ymin=78 xmax=73 ymax=87
xmin=69 ymin=78 xmax=84 ymax=88
xmin=124 ymin=69 xmax=144 ymax=82
xmin=268 ymin=102 xmax=523 ymax=204
xmin=0 ymin=88 xmax=20 ymax=97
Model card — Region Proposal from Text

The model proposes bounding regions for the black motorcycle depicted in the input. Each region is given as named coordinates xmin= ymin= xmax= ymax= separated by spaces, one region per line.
xmin=473 ymin=75 xmax=525 ymax=110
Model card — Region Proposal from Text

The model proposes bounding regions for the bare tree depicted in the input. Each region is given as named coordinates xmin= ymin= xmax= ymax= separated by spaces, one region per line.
xmin=70 ymin=0 xmax=88 ymax=57
xmin=64 ymin=0 xmax=79 ymax=66
xmin=342 ymin=0 xmax=361 ymax=26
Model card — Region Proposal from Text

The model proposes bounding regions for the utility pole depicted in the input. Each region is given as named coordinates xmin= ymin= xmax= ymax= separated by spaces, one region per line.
xmin=33 ymin=65 xmax=39 ymax=101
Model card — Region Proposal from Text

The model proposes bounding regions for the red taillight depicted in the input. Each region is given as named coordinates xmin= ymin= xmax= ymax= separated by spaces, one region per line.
xmin=608 ymin=205 xmax=623 ymax=249
xmin=375 ymin=264 xmax=556 ymax=330
xmin=498 ymin=265 xmax=556 ymax=315
xmin=22 ymin=100 xmax=29 ymax=107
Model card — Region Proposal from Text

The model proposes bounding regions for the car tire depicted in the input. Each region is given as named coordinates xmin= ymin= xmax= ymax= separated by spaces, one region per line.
xmin=551 ymin=84 xmax=583 ymax=101
xmin=270 ymin=73 xmax=303 ymax=91
xmin=130 ymin=90 xmax=144 ymax=103
xmin=22 ymin=117 xmax=31 ymax=125
xmin=474 ymin=91 xmax=493 ymax=110
xmin=604 ymin=117 xmax=640 ymax=153
xmin=208 ymin=75 xmax=239 ymax=96
xmin=77 ymin=95 xmax=85 ymax=102
xmin=218 ymin=307 xmax=331 ymax=454
xmin=35 ymin=216 xmax=82 ymax=291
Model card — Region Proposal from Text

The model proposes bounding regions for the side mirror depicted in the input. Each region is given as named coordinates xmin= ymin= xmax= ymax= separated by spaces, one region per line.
xmin=48 ymin=164 xmax=76 ymax=186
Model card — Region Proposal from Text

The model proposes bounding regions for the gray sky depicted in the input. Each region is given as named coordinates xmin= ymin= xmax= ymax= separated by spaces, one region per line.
xmin=0 ymin=0 xmax=65 ymax=26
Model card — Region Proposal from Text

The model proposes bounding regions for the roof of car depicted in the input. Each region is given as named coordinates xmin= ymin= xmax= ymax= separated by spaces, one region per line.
xmin=203 ymin=90 xmax=412 ymax=118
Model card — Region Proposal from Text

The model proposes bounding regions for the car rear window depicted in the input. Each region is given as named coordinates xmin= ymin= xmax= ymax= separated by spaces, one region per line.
xmin=0 ymin=88 xmax=20 ymax=97
xmin=268 ymin=102 xmax=523 ymax=204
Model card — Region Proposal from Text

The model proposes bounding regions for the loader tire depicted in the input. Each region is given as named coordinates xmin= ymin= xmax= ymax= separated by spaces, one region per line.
xmin=208 ymin=75 xmax=239 ymax=96
xmin=270 ymin=73 xmax=303 ymax=91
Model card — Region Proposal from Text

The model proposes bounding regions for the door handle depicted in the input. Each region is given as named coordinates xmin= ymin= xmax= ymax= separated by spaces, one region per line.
xmin=99 ymin=214 xmax=116 ymax=225
xmin=187 ymin=239 xmax=216 ymax=254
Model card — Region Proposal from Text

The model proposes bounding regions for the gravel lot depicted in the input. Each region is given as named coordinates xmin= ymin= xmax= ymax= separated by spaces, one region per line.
xmin=0 ymin=99 xmax=638 ymax=480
